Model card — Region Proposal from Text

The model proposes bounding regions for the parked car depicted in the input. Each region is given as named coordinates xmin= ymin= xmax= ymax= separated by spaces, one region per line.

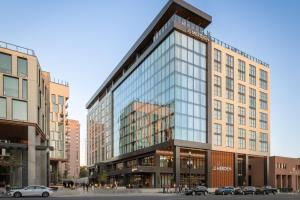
xmin=185 ymin=186 xmax=209 ymax=195
xmin=240 ymin=186 xmax=256 ymax=195
xmin=256 ymin=186 xmax=278 ymax=195
xmin=215 ymin=186 xmax=235 ymax=195
xmin=8 ymin=185 xmax=53 ymax=198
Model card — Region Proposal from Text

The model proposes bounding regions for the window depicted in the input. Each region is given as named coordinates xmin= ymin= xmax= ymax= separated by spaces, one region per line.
xmin=249 ymin=65 xmax=256 ymax=85
xmin=22 ymin=79 xmax=27 ymax=100
xmin=51 ymin=94 xmax=56 ymax=103
xmin=17 ymin=57 xmax=28 ymax=77
xmin=58 ymin=95 xmax=64 ymax=105
xmin=214 ymin=123 xmax=222 ymax=146
xmin=53 ymin=103 xmax=58 ymax=113
xmin=12 ymin=100 xmax=27 ymax=121
xmin=226 ymin=54 xmax=234 ymax=100
xmin=238 ymin=106 xmax=246 ymax=125
xmin=238 ymin=84 xmax=246 ymax=104
xmin=226 ymin=103 xmax=234 ymax=147
xmin=0 ymin=53 xmax=12 ymax=74
xmin=214 ymin=75 xmax=221 ymax=97
xmin=249 ymin=131 xmax=256 ymax=151
xmin=260 ymin=69 xmax=268 ymax=90
xmin=260 ymin=112 xmax=268 ymax=130
xmin=4 ymin=76 xmax=19 ymax=98
xmin=260 ymin=92 xmax=268 ymax=110
xmin=260 ymin=132 xmax=268 ymax=152
xmin=238 ymin=128 xmax=246 ymax=149
xmin=214 ymin=100 xmax=222 ymax=120
xmin=249 ymin=108 xmax=256 ymax=128
xmin=214 ymin=49 xmax=221 ymax=72
xmin=238 ymin=60 xmax=245 ymax=81
xmin=249 ymin=88 xmax=256 ymax=109
xmin=0 ymin=98 xmax=6 ymax=118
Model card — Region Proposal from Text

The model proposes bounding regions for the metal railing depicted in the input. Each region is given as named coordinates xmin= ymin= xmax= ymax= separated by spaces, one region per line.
xmin=0 ymin=40 xmax=35 ymax=56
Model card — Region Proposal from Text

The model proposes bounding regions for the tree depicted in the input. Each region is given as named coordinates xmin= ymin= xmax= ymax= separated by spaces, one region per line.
xmin=98 ymin=171 xmax=108 ymax=186
xmin=79 ymin=166 xmax=88 ymax=178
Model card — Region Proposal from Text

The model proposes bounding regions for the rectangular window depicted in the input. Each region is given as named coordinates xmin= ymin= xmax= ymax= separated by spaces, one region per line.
xmin=22 ymin=79 xmax=28 ymax=100
xmin=260 ymin=132 xmax=268 ymax=152
xmin=249 ymin=108 xmax=256 ymax=128
xmin=260 ymin=92 xmax=268 ymax=110
xmin=58 ymin=95 xmax=64 ymax=105
xmin=249 ymin=131 xmax=256 ymax=151
xmin=249 ymin=65 xmax=256 ymax=85
xmin=0 ymin=97 xmax=6 ymax=118
xmin=4 ymin=76 xmax=19 ymax=98
xmin=260 ymin=112 xmax=268 ymax=130
xmin=238 ymin=106 xmax=246 ymax=125
xmin=17 ymin=57 xmax=28 ymax=77
xmin=260 ymin=69 xmax=268 ymax=90
xmin=226 ymin=103 xmax=234 ymax=148
xmin=238 ymin=128 xmax=246 ymax=149
xmin=12 ymin=100 xmax=27 ymax=121
xmin=214 ymin=49 xmax=221 ymax=72
xmin=249 ymin=88 xmax=256 ymax=109
xmin=214 ymin=123 xmax=222 ymax=146
xmin=238 ymin=60 xmax=245 ymax=81
xmin=214 ymin=100 xmax=222 ymax=120
xmin=226 ymin=54 xmax=234 ymax=100
xmin=214 ymin=75 xmax=221 ymax=97
xmin=53 ymin=103 xmax=59 ymax=113
xmin=238 ymin=84 xmax=246 ymax=104
xmin=0 ymin=53 xmax=12 ymax=74
xmin=51 ymin=94 xmax=56 ymax=103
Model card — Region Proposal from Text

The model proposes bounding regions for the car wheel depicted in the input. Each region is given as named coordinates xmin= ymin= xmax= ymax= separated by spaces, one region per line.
xmin=14 ymin=192 xmax=22 ymax=198
xmin=42 ymin=192 xmax=49 ymax=198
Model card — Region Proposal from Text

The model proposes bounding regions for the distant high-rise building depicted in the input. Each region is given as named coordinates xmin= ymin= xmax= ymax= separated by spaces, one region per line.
xmin=66 ymin=119 xmax=80 ymax=179
xmin=86 ymin=0 xmax=270 ymax=188
xmin=49 ymin=81 xmax=69 ymax=184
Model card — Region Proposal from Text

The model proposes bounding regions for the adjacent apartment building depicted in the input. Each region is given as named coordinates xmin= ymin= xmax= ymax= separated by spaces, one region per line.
xmin=66 ymin=119 xmax=80 ymax=179
xmin=86 ymin=0 xmax=270 ymax=188
xmin=0 ymin=41 xmax=50 ymax=187
xmin=49 ymin=80 xmax=69 ymax=184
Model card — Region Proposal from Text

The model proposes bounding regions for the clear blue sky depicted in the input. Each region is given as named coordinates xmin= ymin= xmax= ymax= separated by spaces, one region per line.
xmin=1 ymin=0 xmax=299 ymax=165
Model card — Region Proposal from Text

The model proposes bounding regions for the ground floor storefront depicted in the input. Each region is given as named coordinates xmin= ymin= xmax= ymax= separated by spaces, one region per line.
xmin=91 ymin=142 xmax=269 ymax=188
xmin=0 ymin=121 xmax=50 ymax=187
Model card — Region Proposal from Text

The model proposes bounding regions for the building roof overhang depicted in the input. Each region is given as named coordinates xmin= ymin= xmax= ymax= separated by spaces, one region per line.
xmin=86 ymin=0 xmax=212 ymax=109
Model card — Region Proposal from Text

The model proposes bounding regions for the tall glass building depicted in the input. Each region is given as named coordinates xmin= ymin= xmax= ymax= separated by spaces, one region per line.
xmin=87 ymin=0 xmax=270 ymax=188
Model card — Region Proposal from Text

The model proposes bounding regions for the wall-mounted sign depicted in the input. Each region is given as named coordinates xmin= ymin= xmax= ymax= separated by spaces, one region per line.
xmin=212 ymin=166 xmax=232 ymax=172
xmin=186 ymin=28 xmax=210 ymax=42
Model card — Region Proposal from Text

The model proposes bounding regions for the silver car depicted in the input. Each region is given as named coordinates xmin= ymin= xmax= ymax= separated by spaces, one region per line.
xmin=8 ymin=185 xmax=53 ymax=198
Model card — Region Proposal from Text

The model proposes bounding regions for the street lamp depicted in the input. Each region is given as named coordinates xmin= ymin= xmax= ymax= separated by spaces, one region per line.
xmin=187 ymin=151 xmax=193 ymax=189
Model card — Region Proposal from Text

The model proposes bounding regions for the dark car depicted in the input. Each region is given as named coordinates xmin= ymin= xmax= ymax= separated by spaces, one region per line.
xmin=215 ymin=186 xmax=235 ymax=195
xmin=256 ymin=186 xmax=278 ymax=195
xmin=185 ymin=186 xmax=208 ymax=195
xmin=240 ymin=186 xmax=256 ymax=195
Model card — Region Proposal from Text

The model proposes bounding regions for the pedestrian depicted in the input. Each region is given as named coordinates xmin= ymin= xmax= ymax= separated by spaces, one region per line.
xmin=86 ymin=184 xmax=89 ymax=192
xmin=82 ymin=183 xmax=85 ymax=191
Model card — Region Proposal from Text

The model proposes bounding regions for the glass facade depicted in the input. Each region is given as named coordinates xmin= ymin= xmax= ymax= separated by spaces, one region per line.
xmin=113 ymin=30 xmax=207 ymax=156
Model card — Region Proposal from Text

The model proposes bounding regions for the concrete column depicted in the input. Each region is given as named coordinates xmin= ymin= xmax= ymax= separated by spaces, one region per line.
xmin=234 ymin=154 xmax=238 ymax=187
xmin=28 ymin=126 xmax=36 ymax=185
xmin=155 ymin=171 xmax=160 ymax=188
xmin=173 ymin=146 xmax=180 ymax=187
xmin=206 ymin=150 xmax=211 ymax=187
xmin=35 ymin=134 xmax=41 ymax=185
xmin=280 ymin=175 xmax=283 ymax=189
xmin=264 ymin=157 xmax=269 ymax=186
xmin=245 ymin=155 xmax=249 ymax=186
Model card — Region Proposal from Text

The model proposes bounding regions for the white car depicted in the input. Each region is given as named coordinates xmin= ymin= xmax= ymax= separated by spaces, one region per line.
xmin=8 ymin=185 xmax=53 ymax=198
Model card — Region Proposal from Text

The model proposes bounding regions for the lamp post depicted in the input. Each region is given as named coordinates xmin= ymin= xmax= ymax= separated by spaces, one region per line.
xmin=187 ymin=151 xmax=193 ymax=189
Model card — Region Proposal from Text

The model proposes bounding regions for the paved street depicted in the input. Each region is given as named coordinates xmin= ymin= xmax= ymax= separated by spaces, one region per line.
xmin=2 ymin=193 xmax=300 ymax=200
